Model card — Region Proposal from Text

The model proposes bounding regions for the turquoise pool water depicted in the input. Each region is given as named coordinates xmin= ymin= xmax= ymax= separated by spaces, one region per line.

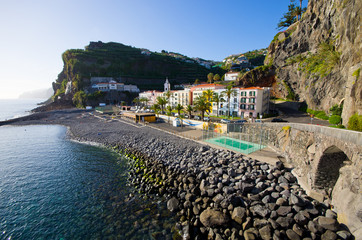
xmin=205 ymin=136 xmax=265 ymax=154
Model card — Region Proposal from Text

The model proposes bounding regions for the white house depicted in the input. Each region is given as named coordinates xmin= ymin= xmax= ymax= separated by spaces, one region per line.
xmin=224 ymin=72 xmax=239 ymax=81
xmin=91 ymin=78 xmax=139 ymax=93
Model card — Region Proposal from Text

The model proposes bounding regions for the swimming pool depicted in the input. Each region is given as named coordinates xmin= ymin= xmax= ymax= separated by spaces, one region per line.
xmin=205 ymin=136 xmax=265 ymax=154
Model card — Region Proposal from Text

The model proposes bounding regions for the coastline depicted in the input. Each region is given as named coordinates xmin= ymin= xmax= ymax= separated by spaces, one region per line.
xmin=1 ymin=109 xmax=354 ymax=239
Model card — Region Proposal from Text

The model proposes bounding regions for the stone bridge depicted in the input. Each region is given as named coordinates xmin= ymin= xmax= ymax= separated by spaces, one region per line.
xmin=243 ymin=123 xmax=362 ymax=235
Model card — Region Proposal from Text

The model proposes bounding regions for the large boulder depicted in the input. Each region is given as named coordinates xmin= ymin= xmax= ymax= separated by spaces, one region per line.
xmin=200 ymin=208 xmax=230 ymax=227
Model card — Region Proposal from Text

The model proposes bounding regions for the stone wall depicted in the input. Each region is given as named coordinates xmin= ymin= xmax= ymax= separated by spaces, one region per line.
xmin=242 ymin=123 xmax=362 ymax=235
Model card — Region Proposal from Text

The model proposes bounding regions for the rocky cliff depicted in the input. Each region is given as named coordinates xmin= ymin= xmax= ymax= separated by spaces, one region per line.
xmin=265 ymin=0 xmax=361 ymax=125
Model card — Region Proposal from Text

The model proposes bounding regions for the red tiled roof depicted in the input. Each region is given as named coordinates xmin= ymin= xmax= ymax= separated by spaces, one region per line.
xmin=241 ymin=87 xmax=264 ymax=90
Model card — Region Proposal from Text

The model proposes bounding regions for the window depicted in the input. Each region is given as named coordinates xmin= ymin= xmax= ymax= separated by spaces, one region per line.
xmin=233 ymin=98 xmax=237 ymax=103
xmin=250 ymin=105 xmax=255 ymax=110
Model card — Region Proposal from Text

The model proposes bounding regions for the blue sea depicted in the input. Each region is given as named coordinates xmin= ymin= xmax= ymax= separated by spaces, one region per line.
xmin=0 ymin=101 xmax=175 ymax=239
xmin=0 ymin=99 xmax=46 ymax=122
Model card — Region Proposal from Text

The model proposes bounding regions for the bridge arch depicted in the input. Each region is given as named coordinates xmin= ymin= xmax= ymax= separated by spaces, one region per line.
xmin=314 ymin=145 xmax=349 ymax=195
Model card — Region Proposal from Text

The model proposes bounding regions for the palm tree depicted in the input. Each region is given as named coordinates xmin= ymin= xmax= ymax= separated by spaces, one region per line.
xmin=186 ymin=105 xmax=193 ymax=118
xmin=166 ymin=105 xmax=173 ymax=124
xmin=194 ymin=96 xmax=211 ymax=121
xmin=165 ymin=90 xmax=173 ymax=107
xmin=175 ymin=103 xmax=184 ymax=127
xmin=222 ymin=85 xmax=237 ymax=118
xmin=212 ymin=92 xmax=224 ymax=117
xmin=133 ymin=97 xmax=141 ymax=109
xmin=156 ymin=96 xmax=167 ymax=114
xmin=202 ymin=89 xmax=214 ymax=115
xmin=202 ymin=89 xmax=214 ymax=102
xmin=139 ymin=97 xmax=149 ymax=108
xmin=151 ymin=104 xmax=160 ymax=117
xmin=175 ymin=103 xmax=184 ymax=117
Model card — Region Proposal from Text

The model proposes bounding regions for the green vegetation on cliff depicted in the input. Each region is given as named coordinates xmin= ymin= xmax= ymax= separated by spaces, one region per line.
xmin=53 ymin=41 xmax=224 ymax=95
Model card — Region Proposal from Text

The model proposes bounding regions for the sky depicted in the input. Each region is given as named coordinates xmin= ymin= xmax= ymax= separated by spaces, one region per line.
xmin=0 ymin=0 xmax=300 ymax=99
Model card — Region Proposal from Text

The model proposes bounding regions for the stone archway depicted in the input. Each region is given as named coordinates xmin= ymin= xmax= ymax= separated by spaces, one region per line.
xmin=314 ymin=145 xmax=349 ymax=195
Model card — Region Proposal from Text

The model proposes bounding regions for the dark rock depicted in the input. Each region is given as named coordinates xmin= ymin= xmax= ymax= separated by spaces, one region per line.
xmin=321 ymin=230 xmax=337 ymax=240
xmin=318 ymin=216 xmax=339 ymax=231
xmin=259 ymin=224 xmax=272 ymax=240
xmin=251 ymin=205 xmax=271 ymax=218
xmin=286 ymin=229 xmax=300 ymax=240
xmin=200 ymin=208 xmax=230 ymax=227
xmin=231 ymin=207 xmax=246 ymax=224
xmin=167 ymin=197 xmax=179 ymax=212
xmin=292 ymin=223 xmax=305 ymax=237
xmin=276 ymin=216 xmax=293 ymax=228
xmin=336 ymin=230 xmax=352 ymax=240
xmin=307 ymin=220 xmax=323 ymax=234
xmin=276 ymin=206 xmax=292 ymax=216
xmin=294 ymin=211 xmax=309 ymax=225
xmin=289 ymin=194 xmax=305 ymax=207
xmin=254 ymin=219 xmax=269 ymax=229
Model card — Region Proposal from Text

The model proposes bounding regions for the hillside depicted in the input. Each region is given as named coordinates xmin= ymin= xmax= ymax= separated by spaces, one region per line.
xmin=264 ymin=0 xmax=361 ymax=125
xmin=52 ymin=41 xmax=225 ymax=100
xmin=220 ymin=48 xmax=267 ymax=70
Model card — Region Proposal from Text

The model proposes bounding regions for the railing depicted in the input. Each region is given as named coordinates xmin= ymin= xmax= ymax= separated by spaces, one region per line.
xmin=201 ymin=123 xmax=269 ymax=154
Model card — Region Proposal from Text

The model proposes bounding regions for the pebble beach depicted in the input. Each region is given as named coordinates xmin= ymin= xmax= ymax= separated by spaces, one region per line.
xmin=2 ymin=109 xmax=353 ymax=240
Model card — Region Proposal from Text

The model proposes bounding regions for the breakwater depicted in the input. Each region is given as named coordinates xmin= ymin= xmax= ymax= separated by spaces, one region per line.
xmin=6 ymin=110 xmax=354 ymax=239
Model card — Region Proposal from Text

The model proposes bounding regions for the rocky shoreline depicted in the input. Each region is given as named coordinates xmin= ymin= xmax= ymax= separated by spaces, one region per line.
xmin=3 ymin=109 xmax=354 ymax=240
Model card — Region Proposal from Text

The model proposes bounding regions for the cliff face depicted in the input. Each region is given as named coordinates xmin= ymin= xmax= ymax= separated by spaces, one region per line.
xmin=52 ymin=41 xmax=224 ymax=101
xmin=266 ymin=0 xmax=361 ymax=124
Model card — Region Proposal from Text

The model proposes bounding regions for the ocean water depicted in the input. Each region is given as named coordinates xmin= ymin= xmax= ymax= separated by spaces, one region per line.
xmin=0 ymin=99 xmax=46 ymax=121
xmin=0 ymin=125 xmax=176 ymax=240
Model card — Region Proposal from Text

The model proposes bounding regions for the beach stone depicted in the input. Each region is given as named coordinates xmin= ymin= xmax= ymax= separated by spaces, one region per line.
xmin=231 ymin=207 xmax=246 ymax=224
xmin=200 ymin=208 xmax=230 ymax=227
xmin=276 ymin=197 xmax=287 ymax=206
xmin=276 ymin=206 xmax=292 ymax=216
xmin=318 ymin=216 xmax=339 ymax=231
xmin=307 ymin=220 xmax=323 ymax=233
xmin=167 ymin=197 xmax=179 ymax=212
xmin=286 ymin=229 xmax=300 ymax=240
xmin=254 ymin=219 xmax=269 ymax=229
xmin=276 ymin=216 xmax=293 ymax=228
xmin=259 ymin=224 xmax=272 ymax=240
xmin=321 ymin=230 xmax=337 ymax=240
xmin=336 ymin=230 xmax=352 ymax=240
xmin=289 ymin=194 xmax=305 ymax=206
xmin=294 ymin=212 xmax=309 ymax=225
xmin=325 ymin=209 xmax=337 ymax=219
xmin=251 ymin=205 xmax=270 ymax=218
xmin=292 ymin=223 xmax=305 ymax=237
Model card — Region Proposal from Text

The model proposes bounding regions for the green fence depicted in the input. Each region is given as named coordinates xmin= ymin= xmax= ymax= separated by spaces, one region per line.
xmin=202 ymin=123 xmax=269 ymax=154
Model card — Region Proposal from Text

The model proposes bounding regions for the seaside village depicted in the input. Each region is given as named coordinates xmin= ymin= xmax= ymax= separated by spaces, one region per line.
xmin=90 ymin=73 xmax=271 ymax=129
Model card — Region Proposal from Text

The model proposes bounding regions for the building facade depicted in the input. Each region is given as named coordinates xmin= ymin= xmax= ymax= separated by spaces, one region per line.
xmin=239 ymin=87 xmax=270 ymax=118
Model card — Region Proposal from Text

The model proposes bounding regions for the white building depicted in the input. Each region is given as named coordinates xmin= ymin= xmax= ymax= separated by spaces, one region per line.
xmin=224 ymin=72 xmax=239 ymax=81
xmin=190 ymin=84 xmax=225 ymax=104
xmin=91 ymin=78 xmax=140 ymax=93
xmin=212 ymin=88 xmax=239 ymax=117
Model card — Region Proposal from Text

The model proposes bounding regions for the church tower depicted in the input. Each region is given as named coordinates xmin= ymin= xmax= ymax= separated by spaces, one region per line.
xmin=164 ymin=77 xmax=171 ymax=92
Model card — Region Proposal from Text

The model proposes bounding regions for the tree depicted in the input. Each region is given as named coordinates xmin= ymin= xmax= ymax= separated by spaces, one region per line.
xmin=186 ymin=105 xmax=193 ymax=118
xmin=194 ymin=96 xmax=211 ymax=120
xmin=194 ymin=78 xmax=200 ymax=85
xmin=202 ymin=89 xmax=214 ymax=114
xmin=277 ymin=0 xmax=306 ymax=30
xmin=133 ymin=97 xmax=141 ymax=109
xmin=222 ymin=85 xmax=237 ymax=118
xmin=212 ymin=92 xmax=224 ymax=117
xmin=156 ymin=96 xmax=167 ymax=114
xmin=202 ymin=89 xmax=214 ymax=102
xmin=165 ymin=90 xmax=172 ymax=106
xmin=207 ymin=73 xmax=214 ymax=83
xmin=139 ymin=97 xmax=149 ymax=108
xmin=72 ymin=91 xmax=87 ymax=108
xmin=151 ymin=104 xmax=160 ymax=117
xmin=277 ymin=3 xmax=297 ymax=30
xmin=213 ymin=74 xmax=221 ymax=82
xmin=175 ymin=103 xmax=184 ymax=117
